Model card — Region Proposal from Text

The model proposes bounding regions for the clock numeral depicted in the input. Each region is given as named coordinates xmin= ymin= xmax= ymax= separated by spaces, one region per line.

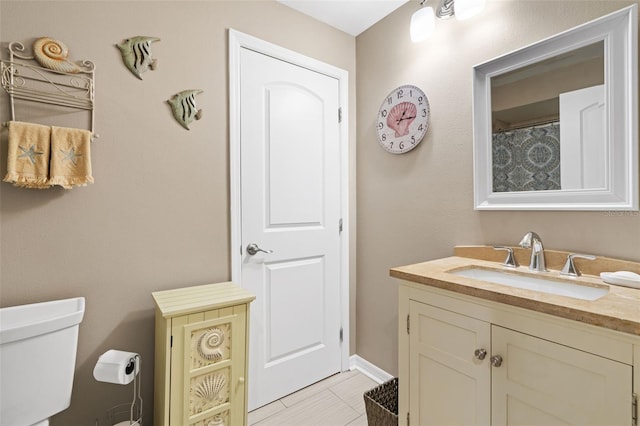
xmin=381 ymin=134 xmax=387 ymax=142
xmin=418 ymin=124 xmax=424 ymax=131
xmin=378 ymin=122 xmax=384 ymax=130
xmin=389 ymin=142 xmax=394 ymax=149
xmin=411 ymin=136 xmax=416 ymax=144
xmin=381 ymin=109 xmax=388 ymax=118
xmin=409 ymin=89 xmax=413 ymax=97
xmin=418 ymin=96 xmax=423 ymax=104
xmin=422 ymin=109 xmax=427 ymax=117
xmin=397 ymin=89 xmax=404 ymax=99
xmin=399 ymin=141 xmax=405 ymax=150
xmin=387 ymin=96 xmax=393 ymax=105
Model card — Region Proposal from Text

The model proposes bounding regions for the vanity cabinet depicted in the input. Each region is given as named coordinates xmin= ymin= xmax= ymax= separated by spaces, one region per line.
xmin=152 ymin=282 xmax=255 ymax=426
xmin=399 ymin=282 xmax=635 ymax=426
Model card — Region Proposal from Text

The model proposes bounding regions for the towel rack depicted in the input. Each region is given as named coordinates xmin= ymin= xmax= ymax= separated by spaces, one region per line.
xmin=1 ymin=40 xmax=97 ymax=138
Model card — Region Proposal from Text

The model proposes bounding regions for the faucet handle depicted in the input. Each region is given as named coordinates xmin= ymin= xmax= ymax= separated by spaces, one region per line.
xmin=493 ymin=246 xmax=518 ymax=268
xmin=561 ymin=253 xmax=596 ymax=277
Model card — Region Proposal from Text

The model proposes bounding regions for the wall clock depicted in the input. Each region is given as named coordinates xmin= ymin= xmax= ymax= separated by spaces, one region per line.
xmin=376 ymin=85 xmax=430 ymax=154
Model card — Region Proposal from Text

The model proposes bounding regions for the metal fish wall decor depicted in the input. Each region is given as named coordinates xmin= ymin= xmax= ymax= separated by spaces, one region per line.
xmin=167 ymin=90 xmax=203 ymax=130
xmin=33 ymin=37 xmax=83 ymax=74
xmin=116 ymin=36 xmax=160 ymax=80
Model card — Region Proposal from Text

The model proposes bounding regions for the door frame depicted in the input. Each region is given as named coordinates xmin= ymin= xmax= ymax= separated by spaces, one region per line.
xmin=228 ymin=29 xmax=350 ymax=372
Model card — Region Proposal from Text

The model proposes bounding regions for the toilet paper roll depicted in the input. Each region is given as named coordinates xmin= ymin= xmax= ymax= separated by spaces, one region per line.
xmin=93 ymin=349 xmax=139 ymax=385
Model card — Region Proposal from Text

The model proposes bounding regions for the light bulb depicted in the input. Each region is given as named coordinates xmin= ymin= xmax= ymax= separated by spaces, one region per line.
xmin=410 ymin=6 xmax=435 ymax=42
xmin=455 ymin=0 xmax=486 ymax=20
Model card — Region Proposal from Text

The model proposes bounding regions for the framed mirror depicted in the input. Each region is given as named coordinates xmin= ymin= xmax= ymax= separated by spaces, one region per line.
xmin=473 ymin=5 xmax=638 ymax=210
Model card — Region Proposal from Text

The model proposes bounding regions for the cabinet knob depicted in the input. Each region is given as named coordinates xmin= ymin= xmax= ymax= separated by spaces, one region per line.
xmin=490 ymin=355 xmax=503 ymax=367
xmin=474 ymin=348 xmax=487 ymax=360
xmin=238 ymin=377 xmax=245 ymax=385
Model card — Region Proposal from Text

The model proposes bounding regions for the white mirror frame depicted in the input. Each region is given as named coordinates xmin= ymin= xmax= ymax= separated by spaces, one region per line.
xmin=473 ymin=5 xmax=638 ymax=211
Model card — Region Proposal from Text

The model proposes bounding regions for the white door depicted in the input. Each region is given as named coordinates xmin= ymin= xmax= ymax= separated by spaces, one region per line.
xmin=230 ymin=33 xmax=347 ymax=410
xmin=560 ymin=84 xmax=605 ymax=190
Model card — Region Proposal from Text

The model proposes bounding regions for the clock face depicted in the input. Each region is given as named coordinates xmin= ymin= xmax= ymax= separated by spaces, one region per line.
xmin=376 ymin=85 xmax=430 ymax=154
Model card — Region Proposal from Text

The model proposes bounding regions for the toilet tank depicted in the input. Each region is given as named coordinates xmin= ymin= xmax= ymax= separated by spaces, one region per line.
xmin=0 ymin=297 xmax=85 ymax=426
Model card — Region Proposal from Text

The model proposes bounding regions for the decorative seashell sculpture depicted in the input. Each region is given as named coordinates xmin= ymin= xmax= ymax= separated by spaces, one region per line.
xmin=198 ymin=328 xmax=225 ymax=361
xmin=115 ymin=36 xmax=160 ymax=80
xmin=32 ymin=37 xmax=83 ymax=74
xmin=387 ymin=101 xmax=417 ymax=137
xmin=167 ymin=89 xmax=203 ymax=130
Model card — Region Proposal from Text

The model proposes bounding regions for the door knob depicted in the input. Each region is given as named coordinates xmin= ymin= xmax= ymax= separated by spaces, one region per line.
xmin=474 ymin=348 xmax=487 ymax=360
xmin=246 ymin=243 xmax=273 ymax=256
xmin=490 ymin=355 xmax=503 ymax=367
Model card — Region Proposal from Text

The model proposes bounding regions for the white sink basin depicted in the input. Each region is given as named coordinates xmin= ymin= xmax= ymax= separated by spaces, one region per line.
xmin=449 ymin=267 xmax=609 ymax=301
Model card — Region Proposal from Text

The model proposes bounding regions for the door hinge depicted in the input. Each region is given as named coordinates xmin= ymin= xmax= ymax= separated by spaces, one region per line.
xmin=339 ymin=326 xmax=344 ymax=343
xmin=338 ymin=107 xmax=342 ymax=123
xmin=339 ymin=218 xmax=343 ymax=234
xmin=407 ymin=412 xmax=410 ymax=426
xmin=633 ymin=393 xmax=637 ymax=426
xmin=406 ymin=314 xmax=410 ymax=334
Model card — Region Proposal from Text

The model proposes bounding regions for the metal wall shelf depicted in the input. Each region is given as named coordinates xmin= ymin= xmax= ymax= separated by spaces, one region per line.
xmin=1 ymin=41 xmax=97 ymax=137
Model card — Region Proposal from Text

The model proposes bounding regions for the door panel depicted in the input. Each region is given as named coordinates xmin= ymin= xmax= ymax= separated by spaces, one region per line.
xmin=265 ymin=257 xmax=325 ymax=363
xmin=239 ymin=47 xmax=342 ymax=410
xmin=267 ymin=86 xmax=324 ymax=226
xmin=492 ymin=325 xmax=631 ymax=425
xmin=409 ymin=301 xmax=491 ymax=425
xmin=504 ymin=396 xmax=570 ymax=426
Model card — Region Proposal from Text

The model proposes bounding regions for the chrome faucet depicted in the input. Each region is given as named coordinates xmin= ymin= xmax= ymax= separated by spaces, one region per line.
xmin=519 ymin=231 xmax=546 ymax=272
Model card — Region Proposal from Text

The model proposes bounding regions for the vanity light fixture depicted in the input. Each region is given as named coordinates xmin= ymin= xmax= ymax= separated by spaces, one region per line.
xmin=410 ymin=0 xmax=486 ymax=42
xmin=410 ymin=3 xmax=435 ymax=42
xmin=455 ymin=0 xmax=487 ymax=20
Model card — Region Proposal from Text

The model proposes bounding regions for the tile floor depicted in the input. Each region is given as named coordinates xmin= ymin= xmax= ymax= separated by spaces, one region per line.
xmin=248 ymin=370 xmax=378 ymax=426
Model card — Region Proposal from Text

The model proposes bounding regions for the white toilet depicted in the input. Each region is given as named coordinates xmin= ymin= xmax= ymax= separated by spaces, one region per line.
xmin=0 ymin=297 xmax=85 ymax=426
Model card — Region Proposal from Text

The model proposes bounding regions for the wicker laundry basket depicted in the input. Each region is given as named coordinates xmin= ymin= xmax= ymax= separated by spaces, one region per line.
xmin=363 ymin=377 xmax=398 ymax=426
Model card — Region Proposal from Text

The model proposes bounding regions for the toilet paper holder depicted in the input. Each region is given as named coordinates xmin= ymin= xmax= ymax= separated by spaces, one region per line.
xmin=94 ymin=349 xmax=140 ymax=385
xmin=93 ymin=350 xmax=143 ymax=426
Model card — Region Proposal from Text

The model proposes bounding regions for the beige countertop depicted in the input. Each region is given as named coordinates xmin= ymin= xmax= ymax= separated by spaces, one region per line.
xmin=390 ymin=247 xmax=640 ymax=336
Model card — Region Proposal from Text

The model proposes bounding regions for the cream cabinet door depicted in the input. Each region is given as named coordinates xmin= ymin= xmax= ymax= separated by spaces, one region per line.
xmin=409 ymin=301 xmax=491 ymax=425
xmin=170 ymin=306 xmax=248 ymax=426
xmin=491 ymin=325 xmax=632 ymax=425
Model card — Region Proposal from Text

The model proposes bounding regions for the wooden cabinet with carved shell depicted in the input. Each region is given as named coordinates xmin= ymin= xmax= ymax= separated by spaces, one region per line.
xmin=152 ymin=282 xmax=255 ymax=426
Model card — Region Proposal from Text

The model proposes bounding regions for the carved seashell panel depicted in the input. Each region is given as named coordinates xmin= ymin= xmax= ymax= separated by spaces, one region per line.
xmin=190 ymin=323 xmax=231 ymax=369
xmin=191 ymin=411 xmax=229 ymax=426
xmin=190 ymin=368 xmax=230 ymax=415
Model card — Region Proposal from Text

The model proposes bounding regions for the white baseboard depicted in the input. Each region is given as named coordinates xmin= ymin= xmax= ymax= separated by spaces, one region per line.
xmin=349 ymin=355 xmax=394 ymax=384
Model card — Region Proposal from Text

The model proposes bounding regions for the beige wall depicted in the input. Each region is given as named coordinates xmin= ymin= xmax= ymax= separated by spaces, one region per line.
xmin=0 ymin=1 xmax=355 ymax=424
xmin=356 ymin=0 xmax=640 ymax=376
